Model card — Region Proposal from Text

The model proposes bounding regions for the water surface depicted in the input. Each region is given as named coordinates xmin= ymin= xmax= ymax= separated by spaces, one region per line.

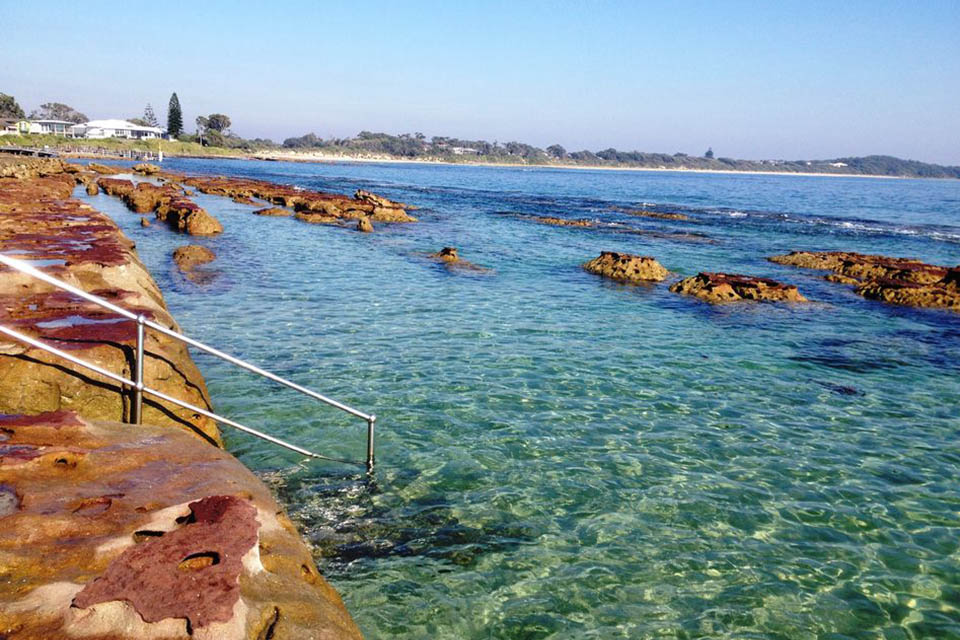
xmin=83 ymin=160 xmax=960 ymax=639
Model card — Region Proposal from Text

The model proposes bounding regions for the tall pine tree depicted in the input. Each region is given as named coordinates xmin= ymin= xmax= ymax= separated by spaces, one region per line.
xmin=144 ymin=103 xmax=158 ymax=127
xmin=167 ymin=93 xmax=183 ymax=137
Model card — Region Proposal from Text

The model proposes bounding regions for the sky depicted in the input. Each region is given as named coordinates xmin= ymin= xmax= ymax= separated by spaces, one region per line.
xmin=1 ymin=0 xmax=958 ymax=164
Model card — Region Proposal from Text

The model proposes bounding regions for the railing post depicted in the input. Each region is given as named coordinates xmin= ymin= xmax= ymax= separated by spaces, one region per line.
xmin=366 ymin=415 xmax=376 ymax=473
xmin=132 ymin=315 xmax=145 ymax=425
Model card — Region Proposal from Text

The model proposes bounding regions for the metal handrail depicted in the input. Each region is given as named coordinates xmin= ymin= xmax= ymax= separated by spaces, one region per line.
xmin=0 ymin=253 xmax=376 ymax=470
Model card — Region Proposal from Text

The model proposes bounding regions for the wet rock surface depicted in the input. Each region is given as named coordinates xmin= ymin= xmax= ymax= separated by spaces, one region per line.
xmin=670 ymin=272 xmax=807 ymax=303
xmin=173 ymin=245 xmax=216 ymax=281
xmin=582 ymin=252 xmax=669 ymax=283
xmin=621 ymin=209 xmax=691 ymax=221
xmin=0 ymin=164 xmax=220 ymax=443
xmin=97 ymin=178 xmax=223 ymax=236
xmin=253 ymin=207 xmax=291 ymax=217
xmin=0 ymin=411 xmax=362 ymax=639
xmin=770 ymin=250 xmax=959 ymax=310
xmin=431 ymin=247 xmax=460 ymax=263
xmin=533 ymin=215 xmax=595 ymax=227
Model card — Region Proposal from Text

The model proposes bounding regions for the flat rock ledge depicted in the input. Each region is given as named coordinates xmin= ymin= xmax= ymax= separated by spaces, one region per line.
xmin=97 ymin=178 xmax=223 ymax=236
xmin=0 ymin=411 xmax=362 ymax=640
xmin=583 ymin=252 xmax=669 ymax=283
xmin=0 ymin=164 xmax=220 ymax=443
xmin=770 ymin=250 xmax=959 ymax=310
xmin=670 ymin=272 xmax=807 ymax=303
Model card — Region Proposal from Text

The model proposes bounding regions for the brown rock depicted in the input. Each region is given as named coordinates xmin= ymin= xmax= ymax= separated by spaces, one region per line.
xmin=173 ymin=245 xmax=216 ymax=273
xmin=0 ymin=173 xmax=220 ymax=443
xmin=357 ymin=217 xmax=374 ymax=233
xmin=232 ymin=196 xmax=255 ymax=205
xmin=624 ymin=209 xmax=690 ymax=221
xmin=85 ymin=181 xmax=99 ymax=196
xmin=0 ymin=411 xmax=362 ymax=639
xmin=88 ymin=162 xmax=122 ymax=175
xmin=295 ymin=211 xmax=341 ymax=225
xmin=432 ymin=247 xmax=459 ymax=263
xmin=583 ymin=251 xmax=669 ymax=283
xmin=253 ymin=207 xmax=291 ymax=217
xmin=140 ymin=217 xmax=150 ymax=227
xmin=132 ymin=163 xmax=161 ymax=175
xmin=670 ymin=272 xmax=807 ymax=303
xmin=156 ymin=199 xmax=223 ymax=236
xmin=96 ymin=177 xmax=135 ymax=197
xmin=770 ymin=250 xmax=957 ymax=310
xmin=533 ymin=216 xmax=594 ymax=227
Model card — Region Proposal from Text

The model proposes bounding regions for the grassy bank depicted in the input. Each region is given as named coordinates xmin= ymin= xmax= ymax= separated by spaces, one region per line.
xmin=0 ymin=134 xmax=243 ymax=158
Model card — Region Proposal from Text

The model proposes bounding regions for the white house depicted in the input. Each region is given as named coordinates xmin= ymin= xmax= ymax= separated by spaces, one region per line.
xmin=71 ymin=119 xmax=164 ymax=140
xmin=28 ymin=120 xmax=76 ymax=136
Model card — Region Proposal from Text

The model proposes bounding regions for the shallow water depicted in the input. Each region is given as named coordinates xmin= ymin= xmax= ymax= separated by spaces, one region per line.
xmin=82 ymin=160 xmax=960 ymax=638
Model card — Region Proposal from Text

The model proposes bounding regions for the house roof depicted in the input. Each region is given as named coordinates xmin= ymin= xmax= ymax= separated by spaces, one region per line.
xmin=74 ymin=119 xmax=164 ymax=133
xmin=32 ymin=119 xmax=75 ymax=125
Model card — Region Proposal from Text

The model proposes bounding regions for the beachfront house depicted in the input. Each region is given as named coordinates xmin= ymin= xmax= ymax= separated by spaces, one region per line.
xmin=24 ymin=119 xmax=75 ymax=136
xmin=70 ymin=119 xmax=164 ymax=140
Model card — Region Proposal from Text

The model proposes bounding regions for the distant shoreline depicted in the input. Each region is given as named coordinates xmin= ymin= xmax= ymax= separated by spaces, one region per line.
xmin=249 ymin=151 xmax=908 ymax=180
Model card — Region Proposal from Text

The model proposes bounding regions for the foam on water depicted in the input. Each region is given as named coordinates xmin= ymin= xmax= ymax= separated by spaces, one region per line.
xmin=80 ymin=160 xmax=960 ymax=639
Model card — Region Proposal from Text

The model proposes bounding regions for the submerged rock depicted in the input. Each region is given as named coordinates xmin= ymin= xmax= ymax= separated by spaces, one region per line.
xmin=770 ymin=250 xmax=958 ymax=310
xmin=624 ymin=209 xmax=691 ymax=221
xmin=583 ymin=251 xmax=668 ymax=283
xmin=670 ymin=272 xmax=807 ymax=303
xmin=173 ymin=245 xmax=216 ymax=273
xmin=533 ymin=215 xmax=594 ymax=227
xmin=0 ymin=411 xmax=362 ymax=639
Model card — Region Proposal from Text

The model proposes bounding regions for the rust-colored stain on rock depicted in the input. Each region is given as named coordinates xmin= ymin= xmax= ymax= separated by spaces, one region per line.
xmin=74 ymin=495 xmax=259 ymax=629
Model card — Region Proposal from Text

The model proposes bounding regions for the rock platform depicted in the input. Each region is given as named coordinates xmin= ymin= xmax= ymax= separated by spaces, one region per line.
xmin=670 ymin=272 xmax=807 ymax=303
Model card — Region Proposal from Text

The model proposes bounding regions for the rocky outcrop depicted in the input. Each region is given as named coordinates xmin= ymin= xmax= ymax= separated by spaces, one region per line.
xmin=670 ymin=272 xmax=807 ymax=303
xmin=431 ymin=247 xmax=460 ymax=263
xmin=96 ymin=177 xmax=135 ymax=198
xmin=582 ymin=251 xmax=669 ymax=283
xmin=173 ymin=245 xmax=216 ymax=273
xmin=357 ymin=217 xmax=374 ymax=233
xmin=253 ymin=207 xmax=291 ymax=217
xmin=0 ymin=411 xmax=362 ymax=639
xmin=0 ymin=170 xmax=221 ymax=444
xmin=533 ymin=216 xmax=594 ymax=227
xmin=156 ymin=198 xmax=224 ymax=236
xmin=0 ymin=155 xmax=72 ymax=180
xmin=87 ymin=162 xmax=122 ymax=175
xmin=133 ymin=162 xmax=162 ymax=175
xmin=177 ymin=175 xmax=417 ymax=224
xmin=97 ymin=178 xmax=223 ymax=236
xmin=623 ymin=209 xmax=690 ymax=221
xmin=770 ymin=250 xmax=959 ymax=310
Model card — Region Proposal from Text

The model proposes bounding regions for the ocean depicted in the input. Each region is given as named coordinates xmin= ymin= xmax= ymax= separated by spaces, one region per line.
xmin=82 ymin=159 xmax=960 ymax=639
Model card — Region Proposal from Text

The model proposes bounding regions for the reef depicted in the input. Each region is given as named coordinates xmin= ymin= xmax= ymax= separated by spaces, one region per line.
xmin=670 ymin=272 xmax=807 ymax=303
xmin=532 ymin=215 xmax=595 ymax=227
xmin=97 ymin=178 xmax=223 ymax=236
xmin=0 ymin=166 xmax=220 ymax=443
xmin=0 ymin=410 xmax=362 ymax=639
xmin=770 ymin=250 xmax=959 ymax=310
xmin=582 ymin=252 xmax=669 ymax=283
xmin=171 ymin=175 xmax=416 ymax=223
xmin=622 ymin=209 xmax=691 ymax=221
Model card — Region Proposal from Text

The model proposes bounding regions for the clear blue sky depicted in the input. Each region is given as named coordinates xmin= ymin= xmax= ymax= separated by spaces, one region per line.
xmin=2 ymin=0 xmax=958 ymax=163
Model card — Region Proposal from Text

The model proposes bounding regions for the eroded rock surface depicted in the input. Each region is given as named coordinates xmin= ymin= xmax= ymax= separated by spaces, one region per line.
xmin=173 ymin=245 xmax=216 ymax=276
xmin=96 ymin=178 xmax=223 ymax=236
xmin=533 ymin=215 xmax=595 ymax=227
xmin=670 ymin=272 xmax=807 ymax=303
xmin=253 ymin=207 xmax=291 ymax=217
xmin=0 ymin=164 xmax=220 ymax=443
xmin=770 ymin=250 xmax=959 ymax=310
xmin=583 ymin=252 xmax=669 ymax=283
xmin=0 ymin=411 xmax=362 ymax=640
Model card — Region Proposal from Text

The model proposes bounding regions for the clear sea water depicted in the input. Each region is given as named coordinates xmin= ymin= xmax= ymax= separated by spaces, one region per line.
xmin=81 ymin=160 xmax=960 ymax=639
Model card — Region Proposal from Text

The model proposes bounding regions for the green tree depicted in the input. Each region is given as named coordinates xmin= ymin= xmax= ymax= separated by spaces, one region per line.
xmin=0 ymin=93 xmax=25 ymax=119
xmin=167 ymin=93 xmax=183 ymax=137
xmin=205 ymin=113 xmax=231 ymax=132
xmin=546 ymin=144 xmax=567 ymax=159
xmin=128 ymin=117 xmax=150 ymax=126
xmin=704 ymin=147 xmax=714 ymax=159
xmin=29 ymin=102 xmax=88 ymax=123
xmin=143 ymin=103 xmax=159 ymax=127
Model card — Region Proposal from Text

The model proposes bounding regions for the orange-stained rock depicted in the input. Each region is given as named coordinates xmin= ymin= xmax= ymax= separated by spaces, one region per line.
xmin=97 ymin=177 xmax=135 ymax=198
xmin=670 ymin=272 xmax=807 ymax=303
xmin=132 ymin=163 xmax=162 ymax=175
xmin=85 ymin=181 xmax=99 ymax=196
xmin=87 ymin=162 xmax=122 ymax=175
xmin=253 ymin=207 xmax=291 ymax=217
xmin=770 ymin=250 xmax=958 ymax=310
xmin=583 ymin=251 xmax=669 ymax=283
xmin=0 ymin=411 xmax=362 ymax=640
xmin=177 ymin=175 xmax=417 ymax=223
xmin=156 ymin=198 xmax=223 ymax=236
xmin=357 ymin=217 xmax=374 ymax=233
xmin=173 ymin=245 xmax=216 ymax=273
xmin=0 ymin=167 xmax=221 ymax=444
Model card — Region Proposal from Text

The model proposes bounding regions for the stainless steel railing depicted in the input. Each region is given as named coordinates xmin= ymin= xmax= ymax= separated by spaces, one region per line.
xmin=0 ymin=253 xmax=376 ymax=470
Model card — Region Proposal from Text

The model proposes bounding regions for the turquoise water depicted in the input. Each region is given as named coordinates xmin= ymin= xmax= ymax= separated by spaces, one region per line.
xmin=83 ymin=160 xmax=960 ymax=639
